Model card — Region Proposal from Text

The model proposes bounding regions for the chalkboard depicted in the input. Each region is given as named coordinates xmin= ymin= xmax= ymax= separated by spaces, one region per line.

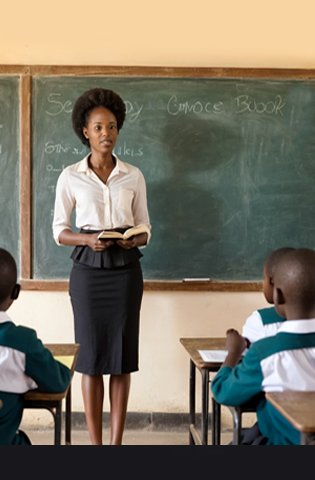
xmin=32 ymin=74 xmax=315 ymax=280
xmin=0 ymin=76 xmax=20 ymax=270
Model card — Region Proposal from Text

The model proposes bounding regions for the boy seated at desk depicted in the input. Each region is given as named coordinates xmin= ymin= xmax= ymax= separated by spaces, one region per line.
xmin=212 ymin=247 xmax=315 ymax=445
xmin=0 ymin=248 xmax=71 ymax=445
xmin=241 ymin=247 xmax=295 ymax=347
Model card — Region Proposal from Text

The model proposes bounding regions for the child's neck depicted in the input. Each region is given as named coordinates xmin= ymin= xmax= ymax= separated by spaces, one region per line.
xmin=286 ymin=308 xmax=315 ymax=320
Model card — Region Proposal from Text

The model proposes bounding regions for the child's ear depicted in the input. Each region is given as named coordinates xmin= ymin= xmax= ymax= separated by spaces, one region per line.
xmin=274 ymin=287 xmax=285 ymax=305
xmin=11 ymin=283 xmax=20 ymax=300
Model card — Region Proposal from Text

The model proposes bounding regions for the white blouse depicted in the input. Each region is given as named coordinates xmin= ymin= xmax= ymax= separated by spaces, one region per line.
xmin=52 ymin=154 xmax=151 ymax=245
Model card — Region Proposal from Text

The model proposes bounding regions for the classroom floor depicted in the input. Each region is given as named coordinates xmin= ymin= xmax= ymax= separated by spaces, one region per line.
xmin=26 ymin=426 xmax=233 ymax=446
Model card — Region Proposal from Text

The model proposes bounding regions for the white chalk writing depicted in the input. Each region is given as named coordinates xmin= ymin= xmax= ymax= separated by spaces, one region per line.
xmin=45 ymin=94 xmax=73 ymax=116
xmin=167 ymin=95 xmax=225 ymax=115
xmin=45 ymin=93 xmax=143 ymax=122
xmin=46 ymin=164 xmax=65 ymax=173
xmin=234 ymin=95 xmax=286 ymax=116
xmin=44 ymin=142 xmax=87 ymax=156
xmin=166 ymin=94 xmax=286 ymax=116
xmin=44 ymin=91 xmax=287 ymax=122
xmin=124 ymin=101 xmax=143 ymax=122
xmin=115 ymin=142 xmax=143 ymax=157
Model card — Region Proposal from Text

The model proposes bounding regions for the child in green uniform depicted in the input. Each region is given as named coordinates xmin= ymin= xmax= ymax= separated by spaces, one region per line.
xmin=0 ymin=248 xmax=71 ymax=445
xmin=212 ymin=248 xmax=315 ymax=445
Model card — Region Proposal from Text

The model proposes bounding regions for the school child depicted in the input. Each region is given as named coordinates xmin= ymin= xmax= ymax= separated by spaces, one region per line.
xmin=241 ymin=247 xmax=295 ymax=347
xmin=0 ymin=248 xmax=71 ymax=445
xmin=212 ymin=248 xmax=315 ymax=445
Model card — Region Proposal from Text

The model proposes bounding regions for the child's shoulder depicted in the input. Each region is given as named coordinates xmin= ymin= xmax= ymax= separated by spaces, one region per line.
xmin=4 ymin=322 xmax=39 ymax=352
xmin=257 ymin=306 xmax=285 ymax=325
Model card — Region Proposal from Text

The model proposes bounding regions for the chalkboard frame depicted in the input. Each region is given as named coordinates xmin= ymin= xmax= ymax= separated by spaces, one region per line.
xmin=3 ymin=64 xmax=315 ymax=291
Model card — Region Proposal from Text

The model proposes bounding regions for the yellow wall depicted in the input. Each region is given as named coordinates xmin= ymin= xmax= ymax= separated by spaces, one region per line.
xmin=2 ymin=0 xmax=315 ymax=68
xmin=2 ymin=0 xmax=315 ymax=428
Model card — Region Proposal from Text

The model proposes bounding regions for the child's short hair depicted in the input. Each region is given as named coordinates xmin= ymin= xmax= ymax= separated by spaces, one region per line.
xmin=273 ymin=248 xmax=315 ymax=308
xmin=0 ymin=248 xmax=17 ymax=304
xmin=265 ymin=247 xmax=296 ymax=279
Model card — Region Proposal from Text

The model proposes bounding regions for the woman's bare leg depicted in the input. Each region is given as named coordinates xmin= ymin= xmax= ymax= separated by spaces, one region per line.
xmin=109 ymin=373 xmax=131 ymax=445
xmin=81 ymin=374 xmax=104 ymax=445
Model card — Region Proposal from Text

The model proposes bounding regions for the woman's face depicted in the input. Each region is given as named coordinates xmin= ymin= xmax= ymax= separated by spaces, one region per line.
xmin=82 ymin=106 xmax=119 ymax=155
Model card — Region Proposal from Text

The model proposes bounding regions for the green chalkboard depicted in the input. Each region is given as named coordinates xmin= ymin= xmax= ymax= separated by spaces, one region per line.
xmin=32 ymin=75 xmax=315 ymax=280
xmin=0 ymin=76 xmax=20 ymax=270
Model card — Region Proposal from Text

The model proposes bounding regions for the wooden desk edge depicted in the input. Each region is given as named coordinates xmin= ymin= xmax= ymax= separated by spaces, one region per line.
xmin=24 ymin=343 xmax=79 ymax=401
xmin=266 ymin=392 xmax=315 ymax=433
xmin=180 ymin=337 xmax=226 ymax=369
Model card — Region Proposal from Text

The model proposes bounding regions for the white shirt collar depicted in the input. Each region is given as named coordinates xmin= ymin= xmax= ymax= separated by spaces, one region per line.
xmin=278 ymin=318 xmax=315 ymax=334
xmin=0 ymin=311 xmax=13 ymax=324
xmin=76 ymin=153 xmax=128 ymax=174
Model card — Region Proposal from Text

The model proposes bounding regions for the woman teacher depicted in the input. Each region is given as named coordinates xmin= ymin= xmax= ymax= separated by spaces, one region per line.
xmin=52 ymin=88 xmax=151 ymax=445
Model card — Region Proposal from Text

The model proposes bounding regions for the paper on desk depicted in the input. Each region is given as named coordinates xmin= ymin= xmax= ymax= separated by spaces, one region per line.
xmin=54 ymin=355 xmax=74 ymax=369
xmin=198 ymin=349 xmax=228 ymax=362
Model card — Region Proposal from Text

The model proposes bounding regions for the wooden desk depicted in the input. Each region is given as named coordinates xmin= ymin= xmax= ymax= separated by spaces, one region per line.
xmin=24 ymin=343 xmax=79 ymax=445
xmin=266 ymin=391 xmax=315 ymax=445
xmin=180 ymin=337 xmax=225 ymax=445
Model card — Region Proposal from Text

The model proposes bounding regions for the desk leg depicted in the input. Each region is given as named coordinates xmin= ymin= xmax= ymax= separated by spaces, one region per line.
xmin=65 ymin=385 xmax=71 ymax=445
xmin=201 ymin=369 xmax=209 ymax=445
xmin=301 ymin=432 xmax=315 ymax=445
xmin=189 ymin=360 xmax=196 ymax=445
xmin=54 ymin=403 xmax=62 ymax=445
xmin=212 ymin=398 xmax=221 ymax=445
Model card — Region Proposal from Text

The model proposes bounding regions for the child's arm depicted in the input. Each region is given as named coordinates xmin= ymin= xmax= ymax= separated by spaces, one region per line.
xmin=221 ymin=328 xmax=247 ymax=368
xmin=20 ymin=327 xmax=71 ymax=392
xmin=211 ymin=335 xmax=264 ymax=407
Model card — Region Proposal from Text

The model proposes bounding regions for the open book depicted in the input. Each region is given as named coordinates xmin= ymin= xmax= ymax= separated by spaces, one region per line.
xmin=198 ymin=349 xmax=247 ymax=363
xmin=97 ymin=225 xmax=148 ymax=240
xmin=198 ymin=350 xmax=228 ymax=363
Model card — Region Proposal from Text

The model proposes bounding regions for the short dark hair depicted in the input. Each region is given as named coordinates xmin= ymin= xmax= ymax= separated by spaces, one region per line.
xmin=273 ymin=248 xmax=315 ymax=309
xmin=0 ymin=248 xmax=17 ymax=304
xmin=72 ymin=88 xmax=126 ymax=146
xmin=265 ymin=247 xmax=296 ymax=279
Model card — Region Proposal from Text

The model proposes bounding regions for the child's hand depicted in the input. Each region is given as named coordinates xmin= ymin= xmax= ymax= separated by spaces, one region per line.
xmin=221 ymin=328 xmax=247 ymax=367
xmin=225 ymin=328 xmax=247 ymax=356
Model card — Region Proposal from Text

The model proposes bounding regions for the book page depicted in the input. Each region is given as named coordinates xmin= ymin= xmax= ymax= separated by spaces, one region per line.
xmin=198 ymin=349 xmax=228 ymax=363
xmin=97 ymin=231 xmax=124 ymax=239
xmin=125 ymin=225 xmax=147 ymax=238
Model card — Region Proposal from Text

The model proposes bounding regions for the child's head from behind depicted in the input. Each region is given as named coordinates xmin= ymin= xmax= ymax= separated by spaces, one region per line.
xmin=273 ymin=248 xmax=315 ymax=320
xmin=0 ymin=248 xmax=20 ymax=311
xmin=263 ymin=247 xmax=296 ymax=305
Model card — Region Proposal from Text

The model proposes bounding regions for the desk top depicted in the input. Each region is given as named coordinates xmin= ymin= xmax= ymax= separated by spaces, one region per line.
xmin=44 ymin=343 xmax=80 ymax=374
xmin=24 ymin=343 xmax=79 ymax=402
xmin=180 ymin=337 xmax=226 ymax=369
xmin=266 ymin=391 xmax=315 ymax=433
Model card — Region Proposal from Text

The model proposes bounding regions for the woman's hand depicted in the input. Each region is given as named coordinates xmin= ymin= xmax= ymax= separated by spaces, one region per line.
xmin=86 ymin=233 xmax=114 ymax=252
xmin=116 ymin=233 xmax=148 ymax=250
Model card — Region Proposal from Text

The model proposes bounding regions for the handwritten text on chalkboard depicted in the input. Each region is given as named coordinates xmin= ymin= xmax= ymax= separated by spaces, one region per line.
xmin=32 ymin=76 xmax=315 ymax=280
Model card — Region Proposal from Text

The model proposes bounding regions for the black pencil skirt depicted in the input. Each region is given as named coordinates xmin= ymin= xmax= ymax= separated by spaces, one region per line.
xmin=69 ymin=258 xmax=144 ymax=376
